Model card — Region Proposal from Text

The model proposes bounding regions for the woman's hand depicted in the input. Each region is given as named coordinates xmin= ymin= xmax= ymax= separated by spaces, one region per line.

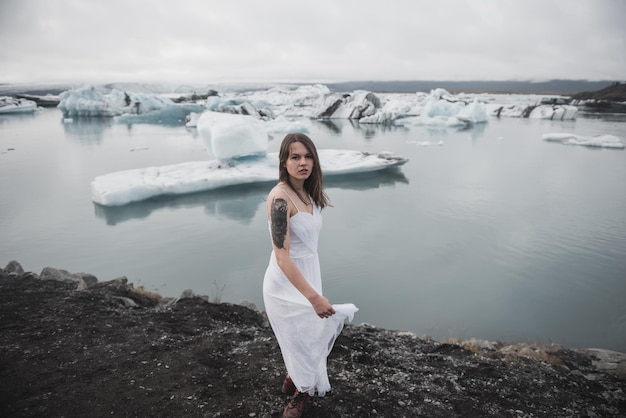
xmin=309 ymin=294 xmax=336 ymax=319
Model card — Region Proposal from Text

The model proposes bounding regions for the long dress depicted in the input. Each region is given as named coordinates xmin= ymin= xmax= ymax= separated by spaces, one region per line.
xmin=263 ymin=194 xmax=358 ymax=397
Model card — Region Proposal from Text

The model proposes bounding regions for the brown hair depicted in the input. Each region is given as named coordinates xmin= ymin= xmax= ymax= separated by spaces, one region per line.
xmin=278 ymin=133 xmax=329 ymax=209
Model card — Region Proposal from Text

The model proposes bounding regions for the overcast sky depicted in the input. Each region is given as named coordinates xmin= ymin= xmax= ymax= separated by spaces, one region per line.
xmin=1 ymin=0 xmax=624 ymax=85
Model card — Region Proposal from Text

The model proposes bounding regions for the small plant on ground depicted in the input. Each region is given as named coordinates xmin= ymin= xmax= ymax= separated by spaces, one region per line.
xmin=210 ymin=280 xmax=226 ymax=304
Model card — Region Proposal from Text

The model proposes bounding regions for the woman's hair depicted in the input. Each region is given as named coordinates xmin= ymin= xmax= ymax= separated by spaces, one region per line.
xmin=278 ymin=133 xmax=329 ymax=209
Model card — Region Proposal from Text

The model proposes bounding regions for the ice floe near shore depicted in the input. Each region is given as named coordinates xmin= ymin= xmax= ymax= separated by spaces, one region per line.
xmin=91 ymin=110 xmax=409 ymax=206
xmin=91 ymin=150 xmax=408 ymax=206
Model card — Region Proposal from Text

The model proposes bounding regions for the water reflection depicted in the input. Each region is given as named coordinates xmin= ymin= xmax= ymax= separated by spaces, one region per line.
xmin=314 ymin=119 xmax=342 ymax=135
xmin=312 ymin=118 xmax=408 ymax=139
xmin=115 ymin=104 xmax=205 ymax=127
xmin=93 ymin=182 xmax=271 ymax=226
xmin=93 ymin=168 xmax=409 ymax=225
xmin=468 ymin=121 xmax=487 ymax=142
xmin=61 ymin=117 xmax=115 ymax=142
xmin=352 ymin=120 xmax=408 ymax=141
xmin=579 ymin=112 xmax=626 ymax=123
xmin=0 ymin=112 xmax=38 ymax=125
xmin=325 ymin=168 xmax=408 ymax=190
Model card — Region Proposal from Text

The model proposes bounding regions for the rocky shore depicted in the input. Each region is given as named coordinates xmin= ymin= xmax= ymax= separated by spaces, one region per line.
xmin=570 ymin=82 xmax=626 ymax=113
xmin=1 ymin=261 xmax=625 ymax=417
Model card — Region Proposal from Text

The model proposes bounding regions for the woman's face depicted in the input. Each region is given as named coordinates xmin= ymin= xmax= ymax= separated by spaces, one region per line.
xmin=285 ymin=141 xmax=314 ymax=183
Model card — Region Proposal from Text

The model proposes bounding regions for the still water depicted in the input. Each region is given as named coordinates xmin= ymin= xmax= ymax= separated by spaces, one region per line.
xmin=1 ymin=107 xmax=625 ymax=351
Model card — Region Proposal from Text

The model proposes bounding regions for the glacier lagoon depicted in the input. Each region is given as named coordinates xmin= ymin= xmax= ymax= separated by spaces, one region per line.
xmin=1 ymin=97 xmax=625 ymax=352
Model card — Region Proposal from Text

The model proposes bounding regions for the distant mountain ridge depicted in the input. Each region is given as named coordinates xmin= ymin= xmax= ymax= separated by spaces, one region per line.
xmin=0 ymin=79 xmax=620 ymax=96
xmin=324 ymin=80 xmax=618 ymax=95
xmin=571 ymin=82 xmax=626 ymax=101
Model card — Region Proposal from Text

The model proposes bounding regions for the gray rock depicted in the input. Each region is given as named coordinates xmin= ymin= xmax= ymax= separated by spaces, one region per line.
xmin=166 ymin=289 xmax=210 ymax=307
xmin=179 ymin=289 xmax=196 ymax=299
xmin=579 ymin=348 xmax=626 ymax=379
xmin=88 ymin=276 xmax=128 ymax=291
xmin=22 ymin=272 xmax=39 ymax=280
xmin=113 ymin=296 xmax=139 ymax=308
xmin=4 ymin=260 xmax=24 ymax=276
xmin=239 ymin=299 xmax=258 ymax=312
xmin=40 ymin=267 xmax=98 ymax=289
xmin=41 ymin=267 xmax=80 ymax=283
xmin=77 ymin=273 xmax=98 ymax=288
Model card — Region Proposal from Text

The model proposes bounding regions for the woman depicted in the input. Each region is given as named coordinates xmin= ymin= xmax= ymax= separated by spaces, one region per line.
xmin=263 ymin=133 xmax=357 ymax=418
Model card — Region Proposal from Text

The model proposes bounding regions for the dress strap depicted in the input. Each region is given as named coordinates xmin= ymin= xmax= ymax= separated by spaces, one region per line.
xmin=276 ymin=188 xmax=300 ymax=213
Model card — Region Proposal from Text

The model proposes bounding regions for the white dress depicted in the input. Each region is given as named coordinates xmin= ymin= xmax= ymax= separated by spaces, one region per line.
xmin=263 ymin=193 xmax=357 ymax=397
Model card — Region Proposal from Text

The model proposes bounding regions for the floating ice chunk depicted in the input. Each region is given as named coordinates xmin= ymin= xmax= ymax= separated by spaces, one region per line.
xmin=529 ymin=105 xmax=578 ymax=120
xmin=58 ymin=85 xmax=118 ymax=117
xmin=205 ymin=97 xmax=272 ymax=120
xmin=359 ymin=111 xmax=398 ymax=124
xmin=542 ymin=133 xmax=624 ymax=149
xmin=314 ymin=90 xmax=381 ymax=119
xmin=421 ymin=97 xmax=465 ymax=118
xmin=318 ymin=150 xmax=407 ymax=174
xmin=0 ymin=97 xmax=37 ymax=114
xmin=197 ymin=111 xmax=268 ymax=161
xmin=455 ymin=99 xmax=489 ymax=124
xmin=488 ymin=103 xmax=578 ymax=120
xmin=91 ymin=149 xmax=409 ymax=206
xmin=265 ymin=115 xmax=310 ymax=135
xmin=392 ymin=93 xmax=487 ymax=127
xmin=91 ymin=159 xmax=275 ymax=206
xmin=407 ymin=140 xmax=444 ymax=147
xmin=185 ymin=112 xmax=201 ymax=127
xmin=58 ymin=84 xmax=173 ymax=117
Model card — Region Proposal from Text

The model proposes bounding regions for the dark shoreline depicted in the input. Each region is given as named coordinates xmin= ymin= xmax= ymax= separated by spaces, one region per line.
xmin=1 ymin=260 xmax=625 ymax=417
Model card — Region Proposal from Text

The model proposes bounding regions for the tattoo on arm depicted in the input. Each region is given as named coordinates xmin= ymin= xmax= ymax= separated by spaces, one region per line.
xmin=270 ymin=198 xmax=288 ymax=249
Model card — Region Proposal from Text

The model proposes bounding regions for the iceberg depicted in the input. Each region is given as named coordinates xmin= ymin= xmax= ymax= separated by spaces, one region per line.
xmin=15 ymin=93 xmax=60 ymax=108
xmin=197 ymin=111 xmax=268 ymax=161
xmin=395 ymin=94 xmax=489 ymax=128
xmin=91 ymin=150 xmax=409 ymax=206
xmin=205 ymin=96 xmax=273 ymax=120
xmin=0 ymin=96 xmax=37 ymax=114
xmin=487 ymin=99 xmax=578 ymax=120
xmin=94 ymin=168 xmax=409 ymax=226
xmin=92 ymin=109 xmax=408 ymax=206
xmin=314 ymin=90 xmax=382 ymax=120
xmin=542 ymin=133 xmax=624 ymax=149
xmin=312 ymin=88 xmax=490 ymax=127
xmin=58 ymin=84 xmax=174 ymax=117
xmin=526 ymin=105 xmax=578 ymax=120
xmin=54 ymin=83 xmax=582 ymax=128
xmin=234 ymin=84 xmax=331 ymax=118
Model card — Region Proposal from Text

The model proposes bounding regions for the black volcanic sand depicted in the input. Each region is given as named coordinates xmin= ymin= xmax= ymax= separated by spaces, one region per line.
xmin=1 ymin=263 xmax=625 ymax=417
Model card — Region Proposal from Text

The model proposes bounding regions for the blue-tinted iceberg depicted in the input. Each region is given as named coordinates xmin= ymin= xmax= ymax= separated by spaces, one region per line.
xmin=197 ymin=111 xmax=268 ymax=161
xmin=58 ymin=84 xmax=174 ymax=117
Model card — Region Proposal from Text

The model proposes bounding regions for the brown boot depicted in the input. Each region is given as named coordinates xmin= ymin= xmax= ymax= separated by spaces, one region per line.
xmin=283 ymin=390 xmax=309 ymax=418
xmin=282 ymin=374 xmax=296 ymax=396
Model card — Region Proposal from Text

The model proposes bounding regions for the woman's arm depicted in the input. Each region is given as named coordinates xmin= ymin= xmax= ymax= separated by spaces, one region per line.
xmin=268 ymin=191 xmax=335 ymax=318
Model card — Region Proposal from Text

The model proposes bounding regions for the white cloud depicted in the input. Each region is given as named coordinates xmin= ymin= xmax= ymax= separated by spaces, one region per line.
xmin=0 ymin=0 xmax=624 ymax=84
